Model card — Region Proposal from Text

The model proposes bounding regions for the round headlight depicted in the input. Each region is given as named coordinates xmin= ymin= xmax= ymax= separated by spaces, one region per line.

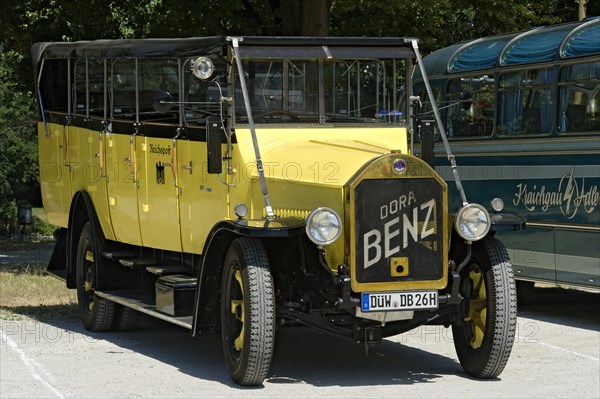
xmin=491 ymin=197 xmax=504 ymax=212
xmin=234 ymin=203 xmax=248 ymax=218
xmin=191 ymin=57 xmax=214 ymax=80
xmin=455 ymin=203 xmax=491 ymax=241
xmin=306 ymin=207 xmax=342 ymax=246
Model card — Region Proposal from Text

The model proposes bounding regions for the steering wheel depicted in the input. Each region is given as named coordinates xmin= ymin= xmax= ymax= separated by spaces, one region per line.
xmin=255 ymin=109 xmax=300 ymax=121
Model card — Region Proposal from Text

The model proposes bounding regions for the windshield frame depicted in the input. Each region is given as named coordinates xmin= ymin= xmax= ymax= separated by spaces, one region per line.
xmin=229 ymin=41 xmax=415 ymax=127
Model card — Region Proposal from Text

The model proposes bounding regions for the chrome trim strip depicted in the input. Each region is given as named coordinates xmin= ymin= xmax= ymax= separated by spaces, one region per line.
xmin=436 ymin=165 xmax=600 ymax=180
xmin=525 ymin=222 xmax=600 ymax=231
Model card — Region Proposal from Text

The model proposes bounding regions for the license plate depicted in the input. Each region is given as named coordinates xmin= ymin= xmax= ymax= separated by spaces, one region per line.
xmin=361 ymin=291 xmax=438 ymax=311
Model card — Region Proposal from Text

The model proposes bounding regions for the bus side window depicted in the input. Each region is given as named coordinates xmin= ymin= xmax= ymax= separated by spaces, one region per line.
xmin=73 ymin=60 xmax=87 ymax=115
xmin=446 ymin=75 xmax=494 ymax=138
xmin=111 ymin=59 xmax=136 ymax=119
xmin=41 ymin=59 xmax=69 ymax=113
xmin=72 ymin=59 xmax=105 ymax=118
xmin=88 ymin=59 xmax=104 ymax=116
xmin=559 ymin=62 xmax=600 ymax=133
xmin=498 ymin=68 xmax=555 ymax=135
xmin=138 ymin=59 xmax=179 ymax=122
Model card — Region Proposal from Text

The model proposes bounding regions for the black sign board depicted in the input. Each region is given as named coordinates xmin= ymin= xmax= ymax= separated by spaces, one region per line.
xmin=354 ymin=178 xmax=444 ymax=285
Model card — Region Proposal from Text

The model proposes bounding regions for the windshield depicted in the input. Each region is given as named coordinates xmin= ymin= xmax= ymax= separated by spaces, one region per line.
xmin=234 ymin=59 xmax=407 ymax=125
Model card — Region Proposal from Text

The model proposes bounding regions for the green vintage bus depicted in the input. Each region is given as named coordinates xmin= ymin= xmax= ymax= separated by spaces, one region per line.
xmin=414 ymin=18 xmax=600 ymax=300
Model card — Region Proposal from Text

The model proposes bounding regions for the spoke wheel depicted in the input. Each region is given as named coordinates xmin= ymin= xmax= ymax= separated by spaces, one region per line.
xmin=466 ymin=268 xmax=487 ymax=349
xmin=221 ymin=238 xmax=275 ymax=386
xmin=452 ymin=236 xmax=517 ymax=378
xmin=75 ymin=222 xmax=115 ymax=332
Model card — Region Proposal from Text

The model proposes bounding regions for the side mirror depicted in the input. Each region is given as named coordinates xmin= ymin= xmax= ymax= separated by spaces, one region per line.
xmin=460 ymin=90 xmax=473 ymax=110
xmin=152 ymin=91 xmax=174 ymax=113
xmin=206 ymin=117 xmax=222 ymax=174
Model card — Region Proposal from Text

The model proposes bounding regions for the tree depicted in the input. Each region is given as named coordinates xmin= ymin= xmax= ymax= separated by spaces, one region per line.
xmin=0 ymin=46 xmax=38 ymax=234
xmin=331 ymin=0 xmax=569 ymax=54
xmin=578 ymin=0 xmax=587 ymax=20
xmin=0 ymin=0 xmax=593 ymax=230
xmin=277 ymin=0 xmax=331 ymax=35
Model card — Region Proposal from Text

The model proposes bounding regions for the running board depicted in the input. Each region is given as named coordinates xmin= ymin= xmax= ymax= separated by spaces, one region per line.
xmin=119 ymin=258 xmax=156 ymax=269
xmin=95 ymin=290 xmax=193 ymax=330
xmin=146 ymin=265 xmax=186 ymax=275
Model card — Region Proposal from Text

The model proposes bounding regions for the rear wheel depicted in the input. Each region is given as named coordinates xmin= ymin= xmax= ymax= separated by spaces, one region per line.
xmin=221 ymin=238 xmax=275 ymax=386
xmin=516 ymin=280 xmax=535 ymax=307
xmin=452 ymin=236 xmax=517 ymax=378
xmin=76 ymin=222 xmax=115 ymax=332
xmin=113 ymin=306 xmax=139 ymax=331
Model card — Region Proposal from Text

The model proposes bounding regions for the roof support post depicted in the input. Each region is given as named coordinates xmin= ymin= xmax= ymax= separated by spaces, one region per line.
xmin=409 ymin=39 xmax=469 ymax=206
xmin=228 ymin=36 xmax=275 ymax=218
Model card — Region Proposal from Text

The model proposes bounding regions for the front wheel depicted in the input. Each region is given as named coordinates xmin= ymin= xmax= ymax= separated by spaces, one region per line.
xmin=452 ymin=236 xmax=517 ymax=378
xmin=221 ymin=238 xmax=275 ymax=386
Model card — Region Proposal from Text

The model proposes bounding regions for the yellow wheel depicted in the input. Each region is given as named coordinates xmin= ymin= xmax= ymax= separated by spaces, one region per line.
xmin=75 ymin=222 xmax=115 ymax=331
xmin=452 ymin=236 xmax=517 ymax=378
xmin=465 ymin=269 xmax=486 ymax=349
xmin=221 ymin=238 xmax=275 ymax=386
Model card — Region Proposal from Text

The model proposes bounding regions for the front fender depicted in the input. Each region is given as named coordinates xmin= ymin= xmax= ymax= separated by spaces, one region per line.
xmin=191 ymin=216 xmax=305 ymax=336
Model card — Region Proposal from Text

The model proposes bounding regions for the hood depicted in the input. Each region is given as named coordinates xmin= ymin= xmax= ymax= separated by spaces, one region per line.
xmin=234 ymin=126 xmax=409 ymax=187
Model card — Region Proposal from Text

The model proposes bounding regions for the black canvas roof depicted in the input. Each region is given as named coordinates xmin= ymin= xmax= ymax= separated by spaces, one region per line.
xmin=31 ymin=35 xmax=418 ymax=63
xmin=31 ymin=36 xmax=226 ymax=64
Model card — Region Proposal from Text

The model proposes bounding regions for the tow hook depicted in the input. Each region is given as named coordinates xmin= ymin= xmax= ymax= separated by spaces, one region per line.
xmin=354 ymin=324 xmax=382 ymax=355
xmin=334 ymin=264 xmax=360 ymax=308
xmin=438 ymin=260 xmax=464 ymax=306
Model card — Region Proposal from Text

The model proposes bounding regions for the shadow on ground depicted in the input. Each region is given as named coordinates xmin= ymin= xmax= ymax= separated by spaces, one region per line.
xmin=23 ymin=313 xmax=463 ymax=388
xmin=518 ymin=286 xmax=600 ymax=331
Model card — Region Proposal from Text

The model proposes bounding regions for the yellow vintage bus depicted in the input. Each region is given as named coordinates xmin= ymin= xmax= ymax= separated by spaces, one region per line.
xmin=32 ymin=36 xmax=524 ymax=385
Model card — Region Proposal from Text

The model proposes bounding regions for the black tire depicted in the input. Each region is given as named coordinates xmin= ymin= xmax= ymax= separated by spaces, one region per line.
xmin=76 ymin=222 xmax=116 ymax=332
xmin=221 ymin=238 xmax=275 ymax=386
xmin=452 ymin=236 xmax=517 ymax=378
xmin=113 ymin=306 xmax=140 ymax=331
xmin=516 ymin=280 xmax=535 ymax=307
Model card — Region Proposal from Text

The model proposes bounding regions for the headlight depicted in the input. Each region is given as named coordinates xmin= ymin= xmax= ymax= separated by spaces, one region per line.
xmin=191 ymin=57 xmax=214 ymax=80
xmin=306 ymin=207 xmax=342 ymax=246
xmin=455 ymin=203 xmax=491 ymax=241
xmin=491 ymin=197 xmax=504 ymax=212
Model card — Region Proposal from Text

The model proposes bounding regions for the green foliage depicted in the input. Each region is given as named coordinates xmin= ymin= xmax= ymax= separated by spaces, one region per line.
xmin=331 ymin=0 xmax=573 ymax=54
xmin=0 ymin=0 xmax=589 ymax=232
xmin=0 ymin=46 xmax=39 ymax=234
xmin=26 ymin=214 xmax=57 ymax=237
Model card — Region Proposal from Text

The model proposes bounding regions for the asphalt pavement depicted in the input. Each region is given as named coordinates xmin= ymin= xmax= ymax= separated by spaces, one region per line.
xmin=1 ymin=286 xmax=599 ymax=398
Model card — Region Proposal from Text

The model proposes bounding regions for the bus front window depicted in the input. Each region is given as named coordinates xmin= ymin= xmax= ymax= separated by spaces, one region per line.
xmin=234 ymin=60 xmax=319 ymax=124
xmin=233 ymin=58 xmax=404 ymax=125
